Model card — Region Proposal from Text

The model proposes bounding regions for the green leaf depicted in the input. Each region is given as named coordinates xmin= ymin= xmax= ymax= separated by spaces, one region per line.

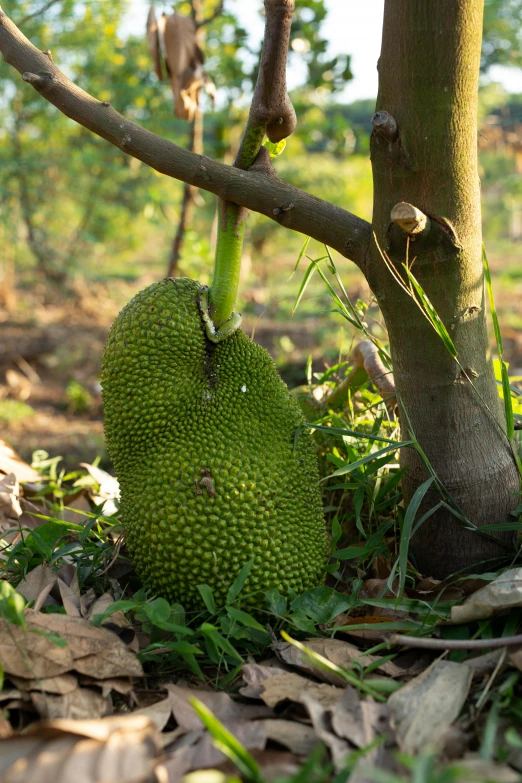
xmin=91 ymin=599 xmax=140 ymax=625
xmin=483 ymin=245 xmax=504 ymax=356
xmin=291 ymin=587 xmax=354 ymax=624
xmin=292 ymin=258 xmax=317 ymax=313
xmin=29 ymin=628 xmax=68 ymax=647
xmin=226 ymin=606 xmax=267 ymax=632
xmin=265 ymin=587 xmax=287 ymax=616
xmin=332 ymin=545 xmax=376 ymax=561
xmin=291 ymin=235 xmax=311 ymax=275
xmin=200 ymin=623 xmax=243 ymax=662
xmin=197 ymin=584 xmax=216 ymax=614
xmin=226 ymin=559 xmax=254 ymax=605
xmin=0 ymin=581 xmax=26 ymax=628
xmin=142 ymin=597 xmax=171 ymax=625
xmin=402 ymin=265 xmax=458 ymax=357
xmin=262 ymin=137 xmax=286 ymax=158
xmin=398 ymin=477 xmax=435 ymax=598
xmin=325 ymin=442 xmax=410 ymax=480
xmin=308 ymin=424 xmax=404 ymax=445
xmin=501 ymin=360 xmax=515 ymax=439
xmin=189 ymin=698 xmax=263 ymax=782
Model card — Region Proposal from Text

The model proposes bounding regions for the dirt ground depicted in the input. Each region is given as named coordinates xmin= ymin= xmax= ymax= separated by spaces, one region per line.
xmin=2 ymin=256 xmax=522 ymax=471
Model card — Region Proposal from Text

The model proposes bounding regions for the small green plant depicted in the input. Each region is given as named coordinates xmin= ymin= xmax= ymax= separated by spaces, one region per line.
xmin=0 ymin=399 xmax=34 ymax=423
xmin=65 ymin=379 xmax=93 ymax=413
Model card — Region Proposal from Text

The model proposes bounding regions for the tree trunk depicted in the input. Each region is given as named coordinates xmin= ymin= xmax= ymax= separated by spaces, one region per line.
xmin=368 ymin=0 xmax=520 ymax=577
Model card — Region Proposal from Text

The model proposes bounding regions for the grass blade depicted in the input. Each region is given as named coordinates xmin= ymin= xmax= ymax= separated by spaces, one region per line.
xmin=280 ymin=631 xmax=387 ymax=701
xmin=292 ymin=258 xmax=316 ymax=314
xmin=290 ymin=235 xmax=311 ymax=276
xmin=483 ymin=245 xmax=504 ymax=355
xmin=402 ymin=265 xmax=457 ymax=357
xmin=324 ymin=442 xmax=412 ymax=481
xmin=501 ymin=361 xmax=515 ymax=439
xmin=397 ymin=477 xmax=434 ymax=598
xmin=189 ymin=697 xmax=263 ymax=782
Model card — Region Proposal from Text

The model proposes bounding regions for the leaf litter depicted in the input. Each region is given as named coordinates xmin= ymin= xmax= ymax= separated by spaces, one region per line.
xmin=1 ymin=442 xmax=522 ymax=781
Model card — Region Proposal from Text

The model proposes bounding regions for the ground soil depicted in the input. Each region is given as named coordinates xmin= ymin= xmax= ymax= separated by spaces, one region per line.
xmin=2 ymin=256 xmax=521 ymax=471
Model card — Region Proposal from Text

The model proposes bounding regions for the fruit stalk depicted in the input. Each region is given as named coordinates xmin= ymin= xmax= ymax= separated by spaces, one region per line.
xmin=208 ymin=0 xmax=297 ymax=326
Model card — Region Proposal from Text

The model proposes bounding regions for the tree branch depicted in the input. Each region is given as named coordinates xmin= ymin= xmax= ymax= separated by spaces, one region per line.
xmin=0 ymin=7 xmax=371 ymax=271
xmin=18 ymin=0 xmax=61 ymax=27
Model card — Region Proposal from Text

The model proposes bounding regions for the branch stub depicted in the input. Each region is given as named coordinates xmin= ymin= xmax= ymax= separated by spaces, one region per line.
xmin=391 ymin=202 xmax=430 ymax=236
xmin=372 ymin=110 xmax=398 ymax=141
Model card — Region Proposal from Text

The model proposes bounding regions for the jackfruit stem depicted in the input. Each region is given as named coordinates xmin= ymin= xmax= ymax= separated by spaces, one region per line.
xmin=207 ymin=0 xmax=296 ymax=329
xmin=208 ymin=200 xmax=248 ymax=327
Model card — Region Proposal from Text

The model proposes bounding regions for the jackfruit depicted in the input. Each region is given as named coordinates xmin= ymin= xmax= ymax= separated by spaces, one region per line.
xmin=101 ymin=277 xmax=328 ymax=609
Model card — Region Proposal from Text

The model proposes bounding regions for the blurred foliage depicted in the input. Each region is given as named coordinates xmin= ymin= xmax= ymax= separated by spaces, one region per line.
xmin=0 ymin=0 xmax=521 ymax=308
xmin=482 ymin=0 xmax=522 ymax=72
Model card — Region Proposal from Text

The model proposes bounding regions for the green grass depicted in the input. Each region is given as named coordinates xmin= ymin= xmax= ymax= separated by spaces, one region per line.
xmin=0 ymin=400 xmax=34 ymax=424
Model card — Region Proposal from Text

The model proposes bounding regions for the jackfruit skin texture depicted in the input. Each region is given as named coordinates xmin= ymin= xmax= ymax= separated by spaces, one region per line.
xmin=101 ymin=278 xmax=328 ymax=609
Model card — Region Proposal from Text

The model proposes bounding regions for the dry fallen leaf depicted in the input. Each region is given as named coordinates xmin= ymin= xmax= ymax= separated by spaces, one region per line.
xmin=274 ymin=636 xmax=404 ymax=683
xmin=10 ymin=673 xmax=78 ymax=695
xmin=0 ymin=438 xmax=41 ymax=483
xmin=30 ymin=687 xmax=110 ymax=721
xmin=387 ymin=659 xmax=473 ymax=753
xmin=80 ymin=462 xmax=120 ymax=516
xmin=242 ymin=665 xmax=344 ymax=710
xmin=167 ymin=684 xmax=270 ymax=732
xmin=0 ymin=473 xmax=22 ymax=523
xmin=451 ymin=754 xmax=521 ymax=782
xmin=0 ymin=713 xmax=160 ymax=783
xmin=135 ymin=695 xmax=172 ymax=731
xmin=261 ymin=719 xmax=318 ymax=756
xmin=0 ymin=611 xmax=143 ymax=680
xmin=301 ymin=694 xmax=351 ymax=772
xmin=15 ymin=563 xmax=56 ymax=604
xmin=451 ymin=568 xmax=522 ymax=623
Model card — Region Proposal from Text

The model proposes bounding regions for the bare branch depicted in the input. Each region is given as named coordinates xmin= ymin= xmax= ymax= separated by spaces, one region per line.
xmin=0 ymin=7 xmax=371 ymax=270
xmin=235 ymin=0 xmax=296 ymax=165
xmin=18 ymin=0 xmax=61 ymax=27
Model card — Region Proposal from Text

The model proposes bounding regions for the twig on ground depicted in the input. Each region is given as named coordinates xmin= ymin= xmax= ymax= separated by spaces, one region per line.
xmin=388 ymin=633 xmax=522 ymax=650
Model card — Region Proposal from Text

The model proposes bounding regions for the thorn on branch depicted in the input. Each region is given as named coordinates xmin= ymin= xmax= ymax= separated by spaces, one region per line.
xmin=391 ymin=202 xmax=430 ymax=236
xmin=372 ymin=110 xmax=398 ymax=141
xmin=22 ymin=71 xmax=53 ymax=90
xmin=102 ymin=100 xmax=111 ymax=107
xmin=43 ymin=48 xmax=52 ymax=61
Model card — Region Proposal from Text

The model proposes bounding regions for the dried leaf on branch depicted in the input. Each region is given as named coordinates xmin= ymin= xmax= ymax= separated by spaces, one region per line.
xmin=146 ymin=6 xmax=215 ymax=121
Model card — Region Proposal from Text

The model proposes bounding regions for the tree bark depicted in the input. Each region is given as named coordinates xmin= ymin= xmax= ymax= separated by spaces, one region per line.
xmin=367 ymin=0 xmax=520 ymax=576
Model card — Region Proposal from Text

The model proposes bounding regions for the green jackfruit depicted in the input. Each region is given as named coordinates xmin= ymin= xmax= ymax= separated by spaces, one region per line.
xmin=101 ymin=278 xmax=327 ymax=609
